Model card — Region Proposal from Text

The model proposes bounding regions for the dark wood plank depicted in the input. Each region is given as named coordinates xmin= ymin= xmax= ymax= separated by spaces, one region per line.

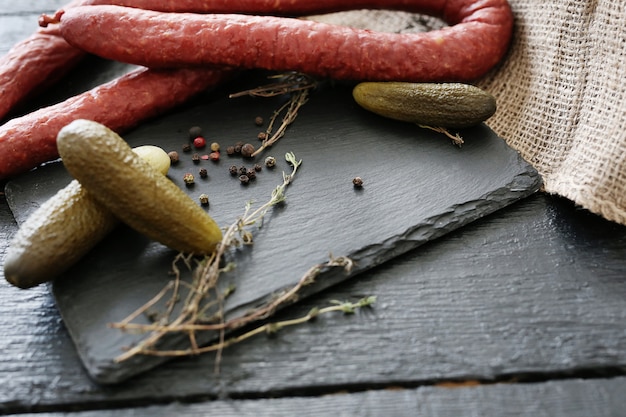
xmin=2 ymin=193 xmax=625 ymax=413
xmin=11 ymin=378 xmax=626 ymax=417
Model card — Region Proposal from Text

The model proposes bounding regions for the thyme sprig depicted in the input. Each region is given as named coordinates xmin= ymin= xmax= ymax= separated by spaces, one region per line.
xmin=419 ymin=125 xmax=465 ymax=147
xmin=230 ymin=72 xmax=316 ymax=157
xmin=228 ymin=72 xmax=316 ymax=99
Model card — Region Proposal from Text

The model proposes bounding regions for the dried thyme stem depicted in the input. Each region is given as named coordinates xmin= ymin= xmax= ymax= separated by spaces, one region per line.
xmin=228 ymin=72 xmax=316 ymax=157
xmin=126 ymin=295 xmax=375 ymax=357
xmin=252 ymin=90 xmax=309 ymax=157
xmin=418 ymin=125 xmax=465 ymax=146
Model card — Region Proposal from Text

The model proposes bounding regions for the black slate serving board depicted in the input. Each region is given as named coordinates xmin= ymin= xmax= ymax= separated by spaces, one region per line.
xmin=5 ymin=69 xmax=541 ymax=384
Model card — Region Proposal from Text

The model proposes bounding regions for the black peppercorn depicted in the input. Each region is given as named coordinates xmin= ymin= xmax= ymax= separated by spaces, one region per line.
xmin=246 ymin=170 xmax=256 ymax=180
xmin=241 ymin=143 xmax=255 ymax=158
xmin=168 ymin=151 xmax=179 ymax=164
xmin=254 ymin=164 xmax=263 ymax=172
xmin=199 ymin=168 xmax=208 ymax=178
xmin=182 ymin=143 xmax=192 ymax=152
xmin=352 ymin=177 xmax=364 ymax=188
xmin=192 ymin=153 xmax=201 ymax=163
xmin=188 ymin=126 xmax=202 ymax=140
xmin=239 ymin=174 xmax=250 ymax=184
xmin=226 ymin=145 xmax=235 ymax=155
xmin=229 ymin=165 xmax=239 ymax=176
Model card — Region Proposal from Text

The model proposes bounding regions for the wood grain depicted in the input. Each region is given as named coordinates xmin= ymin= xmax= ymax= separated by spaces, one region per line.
xmin=11 ymin=377 xmax=626 ymax=417
xmin=2 ymin=193 xmax=625 ymax=413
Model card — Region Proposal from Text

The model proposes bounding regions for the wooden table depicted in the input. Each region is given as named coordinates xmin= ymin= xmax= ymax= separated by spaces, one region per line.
xmin=2 ymin=3 xmax=626 ymax=416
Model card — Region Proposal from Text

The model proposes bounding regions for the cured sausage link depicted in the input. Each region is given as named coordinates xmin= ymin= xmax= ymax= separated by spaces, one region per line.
xmin=0 ymin=68 xmax=231 ymax=180
xmin=0 ymin=0 xmax=88 ymax=121
xmin=80 ymin=0 xmax=456 ymax=16
xmin=54 ymin=1 xmax=513 ymax=82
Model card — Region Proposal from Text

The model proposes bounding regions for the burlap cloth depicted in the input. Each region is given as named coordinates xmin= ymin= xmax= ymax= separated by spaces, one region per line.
xmin=308 ymin=0 xmax=626 ymax=226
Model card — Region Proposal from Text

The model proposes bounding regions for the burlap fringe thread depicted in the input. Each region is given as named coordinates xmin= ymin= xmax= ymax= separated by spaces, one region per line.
xmin=310 ymin=1 xmax=626 ymax=226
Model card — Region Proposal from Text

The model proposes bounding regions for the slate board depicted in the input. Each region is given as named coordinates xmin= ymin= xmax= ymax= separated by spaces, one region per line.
xmin=4 ymin=68 xmax=541 ymax=384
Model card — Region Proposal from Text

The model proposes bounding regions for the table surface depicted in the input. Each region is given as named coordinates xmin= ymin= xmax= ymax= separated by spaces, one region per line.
xmin=1 ymin=3 xmax=626 ymax=416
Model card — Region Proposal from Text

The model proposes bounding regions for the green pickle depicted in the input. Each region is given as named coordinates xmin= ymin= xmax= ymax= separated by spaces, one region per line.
xmin=352 ymin=82 xmax=497 ymax=129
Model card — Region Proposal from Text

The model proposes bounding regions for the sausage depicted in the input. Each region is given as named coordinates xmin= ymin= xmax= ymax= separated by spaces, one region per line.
xmin=0 ymin=1 xmax=88 ymax=121
xmin=51 ymin=1 xmax=514 ymax=82
xmin=0 ymin=67 xmax=232 ymax=180
xmin=77 ymin=0 xmax=463 ymax=16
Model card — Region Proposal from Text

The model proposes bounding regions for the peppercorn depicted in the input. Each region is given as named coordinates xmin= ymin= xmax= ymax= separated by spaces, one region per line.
xmin=241 ymin=143 xmax=255 ymax=158
xmin=183 ymin=173 xmax=195 ymax=185
xmin=233 ymin=142 xmax=243 ymax=153
xmin=188 ymin=126 xmax=202 ymax=140
xmin=238 ymin=166 xmax=247 ymax=175
xmin=199 ymin=168 xmax=208 ymax=178
xmin=254 ymin=164 xmax=263 ymax=172
xmin=246 ymin=170 xmax=256 ymax=180
xmin=229 ymin=165 xmax=239 ymax=176
xmin=209 ymin=151 xmax=220 ymax=162
xmin=199 ymin=193 xmax=209 ymax=206
xmin=254 ymin=116 xmax=264 ymax=126
xmin=210 ymin=142 xmax=220 ymax=152
xmin=192 ymin=153 xmax=201 ymax=163
xmin=168 ymin=151 xmax=179 ymax=164
xmin=265 ymin=156 xmax=276 ymax=168
xmin=226 ymin=146 xmax=235 ymax=155
xmin=239 ymin=174 xmax=250 ymax=185
xmin=257 ymin=132 xmax=267 ymax=141
xmin=352 ymin=177 xmax=364 ymax=188
xmin=182 ymin=143 xmax=192 ymax=152
xmin=193 ymin=136 xmax=206 ymax=149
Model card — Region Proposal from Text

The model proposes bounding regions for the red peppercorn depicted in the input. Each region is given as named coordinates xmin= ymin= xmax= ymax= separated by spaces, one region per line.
xmin=209 ymin=152 xmax=220 ymax=162
xmin=193 ymin=136 xmax=206 ymax=149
